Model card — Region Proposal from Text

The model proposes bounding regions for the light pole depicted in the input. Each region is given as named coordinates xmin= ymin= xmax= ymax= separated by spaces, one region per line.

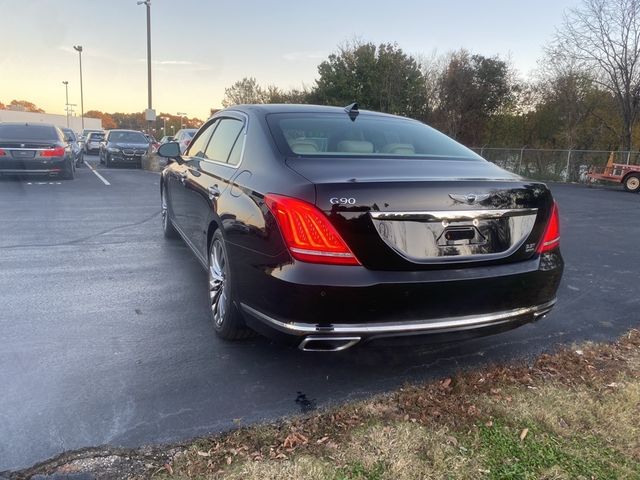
xmin=73 ymin=45 xmax=84 ymax=130
xmin=62 ymin=81 xmax=69 ymax=127
xmin=137 ymin=0 xmax=154 ymax=133
xmin=177 ymin=112 xmax=187 ymax=129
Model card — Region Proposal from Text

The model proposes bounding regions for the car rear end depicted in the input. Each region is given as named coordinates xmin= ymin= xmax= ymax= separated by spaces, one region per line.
xmin=85 ymin=132 xmax=105 ymax=154
xmin=237 ymin=110 xmax=563 ymax=351
xmin=0 ymin=123 xmax=72 ymax=178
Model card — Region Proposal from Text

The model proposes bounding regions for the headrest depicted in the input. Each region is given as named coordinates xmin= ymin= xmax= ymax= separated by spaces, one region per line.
xmin=336 ymin=140 xmax=374 ymax=153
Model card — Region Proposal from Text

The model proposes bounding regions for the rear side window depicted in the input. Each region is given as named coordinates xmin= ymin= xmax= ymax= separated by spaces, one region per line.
xmin=0 ymin=124 xmax=58 ymax=141
xmin=204 ymin=119 xmax=244 ymax=164
xmin=266 ymin=113 xmax=481 ymax=160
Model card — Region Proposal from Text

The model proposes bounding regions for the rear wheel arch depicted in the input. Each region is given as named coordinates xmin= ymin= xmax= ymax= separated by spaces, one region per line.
xmin=207 ymin=220 xmax=220 ymax=253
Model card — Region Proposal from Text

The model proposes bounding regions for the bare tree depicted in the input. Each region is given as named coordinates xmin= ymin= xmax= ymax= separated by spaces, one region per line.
xmin=553 ymin=0 xmax=640 ymax=150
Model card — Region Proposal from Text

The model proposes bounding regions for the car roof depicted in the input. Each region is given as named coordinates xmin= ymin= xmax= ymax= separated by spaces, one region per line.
xmin=223 ymin=103 xmax=412 ymax=121
xmin=107 ymin=129 xmax=144 ymax=133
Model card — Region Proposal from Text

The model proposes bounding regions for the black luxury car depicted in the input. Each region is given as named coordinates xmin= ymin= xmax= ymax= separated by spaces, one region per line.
xmin=0 ymin=122 xmax=76 ymax=179
xmin=158 ymin=104 xmax=563 ymax=351
xmin=99 ymin=129 xmax=150 ymax=167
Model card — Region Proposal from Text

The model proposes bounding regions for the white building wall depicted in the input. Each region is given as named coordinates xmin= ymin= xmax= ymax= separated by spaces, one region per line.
xmin=0 ymin=109 xmax=102 ymax=133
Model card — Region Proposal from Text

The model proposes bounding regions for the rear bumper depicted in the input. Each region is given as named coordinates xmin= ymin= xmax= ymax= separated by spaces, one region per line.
xmin=0 ymin=159 xmax=66 ymax=175
xmin=232 ymin=247 xmax=564 ymax=349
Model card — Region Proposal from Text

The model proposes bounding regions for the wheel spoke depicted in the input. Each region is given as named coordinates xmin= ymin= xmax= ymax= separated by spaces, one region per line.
xmin=208 ymin=239 xmax=228 ymax=327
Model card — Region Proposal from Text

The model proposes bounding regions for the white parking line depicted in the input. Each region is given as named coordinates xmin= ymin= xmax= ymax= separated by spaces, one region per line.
xmin=85 ymin=162 xmax=111 ymax=185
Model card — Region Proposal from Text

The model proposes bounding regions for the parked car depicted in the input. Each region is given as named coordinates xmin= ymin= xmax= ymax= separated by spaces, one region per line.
xmin=158 ymin=104 xmax=563 ymax=351
xmin=172 ymin=128 xmax=197 ymax=153
xmin=99 ymin=129 xmax=150 ymax=168
xmin=61 ymin=127 xmax=82 ymax=166
xmin=78 ymin=128 xmax=103 ymax=148
xmin=0 ymin=122 xmax=75 ymax=179
xmin=83 ymin=131 xmax=105 ymax=155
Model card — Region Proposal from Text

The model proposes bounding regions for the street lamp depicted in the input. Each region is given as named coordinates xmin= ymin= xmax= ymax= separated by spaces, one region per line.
xmin=177 ymin=112 xmax=187 ymax=129
xmin=62 ymin=81 xmax=69 ymax=127
xmin=137 ymin=0 xmax=154 ymax=133
xmin=73 ymin=45 xmax=84 ymax=130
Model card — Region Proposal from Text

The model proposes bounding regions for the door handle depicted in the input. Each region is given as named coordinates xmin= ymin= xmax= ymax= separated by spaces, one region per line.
xmin=208 ymin=184 xmax=221 ymax=199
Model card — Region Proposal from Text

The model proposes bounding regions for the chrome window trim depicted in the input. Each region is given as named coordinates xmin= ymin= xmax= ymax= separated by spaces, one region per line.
xmin=241 ymin=299 xmax=556 ymax=337
xmin=191 ymin=110 xmax=249 ymax=170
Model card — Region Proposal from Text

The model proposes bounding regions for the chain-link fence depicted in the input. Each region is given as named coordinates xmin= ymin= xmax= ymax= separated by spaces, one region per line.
xmin=470 ymin=147 xmax=640 ymax=183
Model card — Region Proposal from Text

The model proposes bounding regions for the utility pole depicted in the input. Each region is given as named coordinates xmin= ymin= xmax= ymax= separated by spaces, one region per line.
xmin=177 ymin=112 xmax=187 ymax=129
xmin=138 ymin=0 xmax=154 ymax=133
xmin=73 ymin=45 xmax=84 ymax=130
xmin=62 ymin=81 xmax=69 ymax=127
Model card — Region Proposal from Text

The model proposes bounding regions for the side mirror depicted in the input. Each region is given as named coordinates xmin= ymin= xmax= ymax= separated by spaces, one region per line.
xmin=158 ymin=141 xmax=183 ymax=162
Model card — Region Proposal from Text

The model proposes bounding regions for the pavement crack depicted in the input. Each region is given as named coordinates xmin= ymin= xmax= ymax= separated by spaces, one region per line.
xmin=0 ymin=211 xmax=161 ymax=250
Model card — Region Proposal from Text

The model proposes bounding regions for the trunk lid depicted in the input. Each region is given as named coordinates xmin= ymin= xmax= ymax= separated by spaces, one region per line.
xmin=286 ymin=157 xmax=554 ymax=270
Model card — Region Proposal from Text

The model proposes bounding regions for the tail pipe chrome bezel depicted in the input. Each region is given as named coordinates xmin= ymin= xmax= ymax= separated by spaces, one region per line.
xmin=298 ymin=336 xmax=361 ymax=352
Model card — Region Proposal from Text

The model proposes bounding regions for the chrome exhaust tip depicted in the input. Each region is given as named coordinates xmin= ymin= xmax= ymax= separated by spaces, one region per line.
xmin=298 ymin=336 xmax=361 ymax=352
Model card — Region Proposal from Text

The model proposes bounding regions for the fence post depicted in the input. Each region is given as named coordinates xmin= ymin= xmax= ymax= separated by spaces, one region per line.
xmin=564 ymin=149 xmax=572 ymax=182
xmin=518 ymin=147 xmax=525 ymax=174
xmin=626 ymin=150 xmax=631 ymax=165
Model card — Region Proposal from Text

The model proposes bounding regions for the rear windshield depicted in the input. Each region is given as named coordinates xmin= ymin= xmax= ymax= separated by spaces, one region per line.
xmin=88 ymin=133 xmax=105 ymax=140
xmin=109 ymin=131 xmax=147 ymax=143
xmin=0 ymin=124 xmax=59 ymax=141
xmin=266 ymin=113 xmax=481 ymax=160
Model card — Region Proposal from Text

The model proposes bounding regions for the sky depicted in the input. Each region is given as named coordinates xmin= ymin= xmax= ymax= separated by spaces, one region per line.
xmin=0 ymin=0 xmax=581 ymax=120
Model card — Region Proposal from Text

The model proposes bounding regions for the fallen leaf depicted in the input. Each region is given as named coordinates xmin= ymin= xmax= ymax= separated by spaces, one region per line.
xmin=164 ymin=463 xmax=173 ymax=475
xmin=316 ymin=436 xmax=329 ymax=444
xmin=520 ymin=428 xmax=529 ymax=441
xmin=441 ymin=378 xmax=452 ymax=388
xmin=196 ymin=451 xmax=210 ymax=457
xmin=225 ymin=456 xmax=232 ymax=465
xmin=485 ymin=420 xmax=493 ymax=427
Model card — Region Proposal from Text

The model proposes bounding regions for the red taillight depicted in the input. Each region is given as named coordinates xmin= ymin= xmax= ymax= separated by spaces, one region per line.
xmin=537 ymin=202 xmax=560 ymax=253
xmin=0 ymin=148 xmax=6 ymax=156
xmin=39 ymin=146 xmax=65 ymax=157
xmin=264 ymin=194 xmax=361 ymax=266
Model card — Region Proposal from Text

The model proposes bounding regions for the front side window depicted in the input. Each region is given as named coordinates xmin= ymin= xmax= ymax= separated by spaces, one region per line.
xmin=186 ymin=121 xmax=218 ymax=158
xmin=266 ymin=113 xmax=481 ymax=160
xmin=204 ymin=118 xmax=244 ymax=164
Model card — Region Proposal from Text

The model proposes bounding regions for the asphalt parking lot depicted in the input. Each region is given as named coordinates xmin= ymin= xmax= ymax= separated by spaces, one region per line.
xmin=1 ymin=157 xmax=639 ymax=471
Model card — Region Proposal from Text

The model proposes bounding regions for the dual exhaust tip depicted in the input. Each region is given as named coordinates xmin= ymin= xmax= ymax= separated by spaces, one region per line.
xmin=298 ymin=336 xmax=361 ymax=352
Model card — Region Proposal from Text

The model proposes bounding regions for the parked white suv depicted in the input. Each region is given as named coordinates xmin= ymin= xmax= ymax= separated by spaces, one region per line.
xmin=173 ymin=129 xmax=197 ymax=153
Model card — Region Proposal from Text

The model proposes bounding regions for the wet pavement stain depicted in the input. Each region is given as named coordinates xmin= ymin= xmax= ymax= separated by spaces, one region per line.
xmin=295 ymin=392 xmax=316 ymax=413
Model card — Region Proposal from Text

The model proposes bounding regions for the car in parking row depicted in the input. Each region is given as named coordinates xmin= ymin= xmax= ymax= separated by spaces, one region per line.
xmin=99 ymin=129 xmax=151 ymax=168
xmin=0 ymin=122 xmax=76 ymax=179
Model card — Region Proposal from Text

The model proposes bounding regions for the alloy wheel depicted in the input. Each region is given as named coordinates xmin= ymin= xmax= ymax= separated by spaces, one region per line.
xmin=626 ymin=176 xmax=640 ymax=191
xmin=209 ymin=240 xmax=228 ymax=327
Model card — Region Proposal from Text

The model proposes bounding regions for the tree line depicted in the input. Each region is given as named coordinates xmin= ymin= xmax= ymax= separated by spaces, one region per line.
xmin=222 ymin=0 xmax=640 ymax=151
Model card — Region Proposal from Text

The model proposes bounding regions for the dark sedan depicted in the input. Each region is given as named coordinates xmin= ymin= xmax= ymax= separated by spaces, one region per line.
xmin=99 ymin=129 xmax=150 ymax=168
xmin=159 ymin=104 xmax=563 ymax=351
xmin=0 ymin=122 xmax=75 ymax=179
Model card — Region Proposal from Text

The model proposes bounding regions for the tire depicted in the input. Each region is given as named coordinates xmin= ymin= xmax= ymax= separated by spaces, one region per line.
xmin=105 ymin=153 xmax=112 ymax=168
xmin=61 ymin=159 xmax=75 ymax=180
xmin=623 ymin=174 xmax=640 ymax=193
xmin=161 ymin=185 xmax=179 ymax=239
xmin=208 ymin=229 xmax=254 ymax=340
